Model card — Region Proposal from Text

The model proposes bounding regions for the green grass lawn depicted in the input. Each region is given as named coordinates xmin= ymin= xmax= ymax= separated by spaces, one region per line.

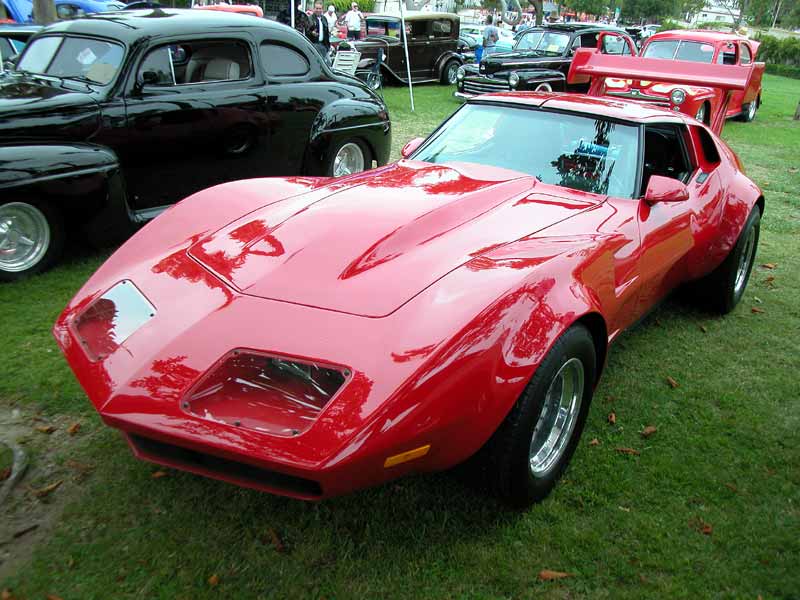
xmin=1 ymin=77 xmax=798 ymax=599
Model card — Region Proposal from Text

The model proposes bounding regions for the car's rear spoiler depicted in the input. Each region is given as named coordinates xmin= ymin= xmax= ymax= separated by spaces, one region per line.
xmin=567 ymin=48 xmax=756 ymax=133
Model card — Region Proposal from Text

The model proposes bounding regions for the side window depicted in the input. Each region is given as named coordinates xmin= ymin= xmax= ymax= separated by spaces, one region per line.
xmin=0 ymin=38 xmax=13 ymax=60
xmin=693 ymin=126 xmax=721 ymax=169
xmin=716 ymin=42 xmax=737 ymax=65
xmin=601 ymin=34 xmax=627 ymax=55
xmin=643 ymin=124 xmax=694 ymax=190
xmin=580 ymin=32 xmax=598 ymax=48
xmin=406 ymin=20 xmax=428 ymax=40
xmin=260 ymin=42 xmax=310 ymax=77
xmin=740 ymin=43 xmax=752 ymax=65
xmin=139 ymin=40 xmax=252 ymax=86
xmin=432 ymin=19 xmax=452 ymax=38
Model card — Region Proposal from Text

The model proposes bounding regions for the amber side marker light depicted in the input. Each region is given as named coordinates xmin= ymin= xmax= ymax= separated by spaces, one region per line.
xmin=383 ymin=445 xmax=431 ymax=468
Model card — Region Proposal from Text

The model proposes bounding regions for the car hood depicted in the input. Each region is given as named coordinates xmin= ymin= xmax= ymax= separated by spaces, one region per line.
xmin=0 ymin=73 xmax=101 ymax=141
xmin=188 ymin=161 xmax=600 ymax=318
xmin=478 ymin=50 xmax=565 ymax=75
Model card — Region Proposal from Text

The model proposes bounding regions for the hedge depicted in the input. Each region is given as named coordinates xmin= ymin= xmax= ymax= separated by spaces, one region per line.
xmin=765 ymin=63 xmax=800 ymax=79
xmin=754 ymin=34 xmax=800 ymax=66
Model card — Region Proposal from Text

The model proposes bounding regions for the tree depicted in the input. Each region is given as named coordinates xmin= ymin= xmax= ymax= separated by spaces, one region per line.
xmin=530 ymin=0 xmax=543 ymax=25
xmin=562 ymin=0 xmax=609 ymax=18
xmin=33 ymin=0 xmax=57 ymax=24
xmin=621 ymin=0 xmax=670 ymax=21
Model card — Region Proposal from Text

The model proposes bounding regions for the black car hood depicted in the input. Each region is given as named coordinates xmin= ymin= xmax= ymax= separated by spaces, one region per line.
xmin=0 ymin=73 xmax=101 ymax=142
xmin=479 ymin=50 xmax=567 ymax=75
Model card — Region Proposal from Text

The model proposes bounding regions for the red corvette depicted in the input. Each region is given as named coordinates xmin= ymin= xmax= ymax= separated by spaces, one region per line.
xmin=54 ymin=93 xmax=764 ymax=506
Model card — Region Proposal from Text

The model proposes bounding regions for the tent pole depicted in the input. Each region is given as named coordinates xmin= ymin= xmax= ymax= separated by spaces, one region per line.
xmin=399 ymin=0 xmax=415 ymax=112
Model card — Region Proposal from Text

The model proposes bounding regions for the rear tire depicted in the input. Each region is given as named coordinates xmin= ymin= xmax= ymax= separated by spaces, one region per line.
xmin=325 ymin=139 xmax=371 ymax=177
xmin=0 ymin=199 xmax=65 ymax=283
xmin=479 ymin=324 xmax=596 ymax=508
xmin=739 ymin=98 xmax=758 ymax=122
xmin=691 ymin=205 xmax=761 ymax=314
xmin=441 ymin=59 xmax=460 ymax=85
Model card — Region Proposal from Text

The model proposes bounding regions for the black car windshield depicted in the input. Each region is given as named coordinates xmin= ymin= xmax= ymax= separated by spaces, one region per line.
xmin=514 ymin=30 xmax=569 ymax=55
xmin=642 ymin=40 xmax=715 ymax=63
xmin=17 ymin=35 xmax=124 ymax=85
xmin=412 ymin=104 xmax=640 ymax=198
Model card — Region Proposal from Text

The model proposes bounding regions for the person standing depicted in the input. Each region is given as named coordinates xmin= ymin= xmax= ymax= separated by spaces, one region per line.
xmin=483 ymin=14 xmax=499 ymax=56
xmin=307 ymin=0 xmax=331 ymax=63
xmin=345 ymin=2 xmax=363 ymax=40
xmin=325 ymin=4 xmax=337 ymax=30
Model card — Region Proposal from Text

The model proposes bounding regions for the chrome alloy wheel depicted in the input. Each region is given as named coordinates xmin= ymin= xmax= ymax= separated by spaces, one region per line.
xmin=747 ymin=100 xmax=757 ymax=120
xmin=446 ymin=62 xmax=459 ymax=84
xmin=332 ymin=142 xmax=366 ymax=177
xmin=0 ymin=202 xmax=51 ymax=273
xmin=529 ymin=357 xmax=585 ymax=476
xmin=734 ymin=224 xmax=757 ymax=296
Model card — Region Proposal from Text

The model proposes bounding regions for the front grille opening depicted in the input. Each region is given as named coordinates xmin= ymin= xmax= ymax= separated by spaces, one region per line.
xmin=128 ymin=434 xmax=322 ymax=498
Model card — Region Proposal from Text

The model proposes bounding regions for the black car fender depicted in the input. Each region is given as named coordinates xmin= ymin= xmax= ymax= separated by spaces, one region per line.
xmin=435 ymin=51 xmax=464 ymax=77
xmin=0 ymin=143 xmax=134 ymax=246
xmin=305 ymin=98 xmax=391 ymax=175
xmin=515 ymin=69 xmax=567 ymax=91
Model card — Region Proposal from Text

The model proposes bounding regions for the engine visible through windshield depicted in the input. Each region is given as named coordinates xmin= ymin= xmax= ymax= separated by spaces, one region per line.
xmin=17 ymin=35 xmax=124 ymax=85
xmin=411 ymin=104 xmax=640 ymax=198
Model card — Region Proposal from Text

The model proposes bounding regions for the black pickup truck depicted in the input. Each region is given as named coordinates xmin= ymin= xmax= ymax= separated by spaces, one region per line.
xmin=455 ymin=23 xmax=636 ymax=98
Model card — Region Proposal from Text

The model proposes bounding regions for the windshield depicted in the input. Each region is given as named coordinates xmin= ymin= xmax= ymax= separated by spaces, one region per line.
xmin=365 ymin=18 xmax=402 ymax=37
xmin=514 ymin=30 xmax=570 ymax=55
xmin=412 ymin=104 xmax=640 ymax=198
xmin=17 ymin=35 xmax=124 ymax=85
xmin=643 ymin=40 xmax=715 ymax=63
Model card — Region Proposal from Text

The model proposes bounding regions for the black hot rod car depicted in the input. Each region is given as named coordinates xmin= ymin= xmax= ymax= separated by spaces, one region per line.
xmin=455 ymin=23 xmax=636 ymax=98
xmin=0 ymin=9 xmax=391 ymax=281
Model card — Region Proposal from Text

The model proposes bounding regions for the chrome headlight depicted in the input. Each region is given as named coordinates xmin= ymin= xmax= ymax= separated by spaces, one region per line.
xmin=509 ymin=72 xmax=520 ymax=89
xmin=456 ymin=66 xmax=465 ymax=81
xmin=670 ymin=88 xmax=686 ymax=105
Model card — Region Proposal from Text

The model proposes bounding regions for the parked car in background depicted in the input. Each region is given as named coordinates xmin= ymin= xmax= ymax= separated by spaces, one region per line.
xmin=603 ymin=30 xmax=764 ymax=124
xmin=0 ymin=23 xmax=39 ymax=70
xmin=2 ymin=0 xmax=124 ymax=21
xmin=0 ymin=10 xmax=391 ymax=280
xmin=194 ymin=3 xmax=263 ymax=18
xmin=351 ymin=12 xmax=464 ymax=85
xmin=456 ymin=23 xmax=635 ymax=98
xmin=457 ymin=31 xmax=480 ymax=62
xmin=460 ymin=23 xmax=514 ymax=52
xmin=54 ymin=90 xmax=764 ymax=507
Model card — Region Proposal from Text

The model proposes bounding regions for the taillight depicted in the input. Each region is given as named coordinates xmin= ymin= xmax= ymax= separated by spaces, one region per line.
xmin=73 ymin=280 xmax=156 ymax=361
xmin=184 ymin=351 xmax=349 ymax=437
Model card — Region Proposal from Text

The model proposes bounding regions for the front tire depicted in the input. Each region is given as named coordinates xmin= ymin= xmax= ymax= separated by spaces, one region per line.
xmin=441 ymin=59 xmax=460 ymax=85
xmin=0 ymin=199 xmax=65 ymax=282
xmin=480 ymin=324 xmax=596 ymax=507
xmin=693 ymin=205 xmax=761 ymax=314
xmin=326 ymin=139 xmax=371 ymax=177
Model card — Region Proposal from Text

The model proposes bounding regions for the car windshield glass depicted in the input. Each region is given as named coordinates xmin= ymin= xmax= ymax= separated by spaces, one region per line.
xmin=413 ymin=104 xmax=640 ymax=198
xmin=643 ymin=40 xmax=714 ymax=63
xmin=515 ymin=30 xmax=544 ymax=50
xmin=530 ymin=31 xmax=570 ymax=55
xmin=366 ymin=18 xmax=402 ymax=37
xmin=17 ymin=35 xmax=124 ymax=84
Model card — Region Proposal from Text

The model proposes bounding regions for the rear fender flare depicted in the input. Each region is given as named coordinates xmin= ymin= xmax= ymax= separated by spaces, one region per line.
xmin=435 ymin=51 xmax=464 ymax=78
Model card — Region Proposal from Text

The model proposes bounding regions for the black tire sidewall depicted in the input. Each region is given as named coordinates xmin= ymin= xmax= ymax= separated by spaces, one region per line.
xmin=0 ymin=199 xmax=65 ymax=282
xmin=498 ymin=324 xmax=597 ymax=506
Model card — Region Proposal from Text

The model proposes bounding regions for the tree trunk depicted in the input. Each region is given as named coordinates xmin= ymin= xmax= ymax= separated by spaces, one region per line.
xmin=0 ymin=2 xmax=8 ymax=20
xmin=33 ymin=0 xmax=58 ymax=24
xmin=531 ymin=0 xmax=543 ymax=25
xmin=794 ymin=99 xmax=800 ymax=121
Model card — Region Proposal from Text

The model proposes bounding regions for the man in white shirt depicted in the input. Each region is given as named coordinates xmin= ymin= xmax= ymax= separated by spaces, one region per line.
xmin=345 ymin=2 xmax=363 ymax=40
xmin=325 ymin=5 xmax=337 ymax=30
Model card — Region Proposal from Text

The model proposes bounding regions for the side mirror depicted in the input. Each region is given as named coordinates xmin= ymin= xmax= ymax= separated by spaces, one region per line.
xmin=643 ymin=175 xmax=689 ymax=204
xmin=401 ymin=137 xmax=425 ymax=159
xmin=135 ymin=70 xmax=160 ymax=92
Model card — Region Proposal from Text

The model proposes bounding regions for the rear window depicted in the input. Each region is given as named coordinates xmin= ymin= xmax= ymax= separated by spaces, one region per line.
xmin=260 ymin=42 xmax=309 ymax=77
xmin=643 ymin=40 xmax=715 ymax=63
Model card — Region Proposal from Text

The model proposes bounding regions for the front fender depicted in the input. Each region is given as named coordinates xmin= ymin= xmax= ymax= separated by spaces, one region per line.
xmin=306 ymin=98 xmax=391 ymax=174
xmin=435 ymin=51 xmax=464 ymax=78
xmin=0 ymin=142 xmax=118 ymax=190
xmin=516 ymin=69 xmax=567 ymax=91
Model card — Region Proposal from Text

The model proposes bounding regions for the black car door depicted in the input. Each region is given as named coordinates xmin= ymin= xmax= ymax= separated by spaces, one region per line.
xmin=122 ymin=36 xmax=270 ymax=213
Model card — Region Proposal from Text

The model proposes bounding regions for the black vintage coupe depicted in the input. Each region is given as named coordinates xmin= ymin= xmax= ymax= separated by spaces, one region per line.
xmin=0 ymin=9 xmax=391 ymax=281
xmin=455 ymin=23 xmax=635 ymax=98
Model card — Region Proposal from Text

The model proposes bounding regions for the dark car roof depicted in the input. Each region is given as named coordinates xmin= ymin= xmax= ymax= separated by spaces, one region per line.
xmin=368 ymin=12 xmax=458 ymax=22
xmin=37 ymin=8 xmax=285 ymax=44
xmin=0 ymin=24 xmax=42 ymax=36
xmin=545 ymin=22 xmax=625 ymax=33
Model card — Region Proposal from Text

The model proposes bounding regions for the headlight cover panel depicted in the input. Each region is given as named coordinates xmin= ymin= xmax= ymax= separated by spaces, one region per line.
xmin=183 ymin=350 xmax=350 ymax=437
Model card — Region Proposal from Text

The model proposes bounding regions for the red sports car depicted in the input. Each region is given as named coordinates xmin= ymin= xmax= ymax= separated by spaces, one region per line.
xmin=595 ymin=30 xmax=764 ymax=126
xmin=54 ymin=93 xmax=764 ymax=507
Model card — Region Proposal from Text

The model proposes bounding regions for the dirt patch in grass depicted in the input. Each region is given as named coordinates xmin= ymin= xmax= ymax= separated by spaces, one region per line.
xmin=0 ymin=405 xmax=92 ymax=581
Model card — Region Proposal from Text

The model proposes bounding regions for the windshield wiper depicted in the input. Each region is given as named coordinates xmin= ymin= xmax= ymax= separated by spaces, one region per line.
xmin=63 ymin=75 xmax=97 ymax=85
